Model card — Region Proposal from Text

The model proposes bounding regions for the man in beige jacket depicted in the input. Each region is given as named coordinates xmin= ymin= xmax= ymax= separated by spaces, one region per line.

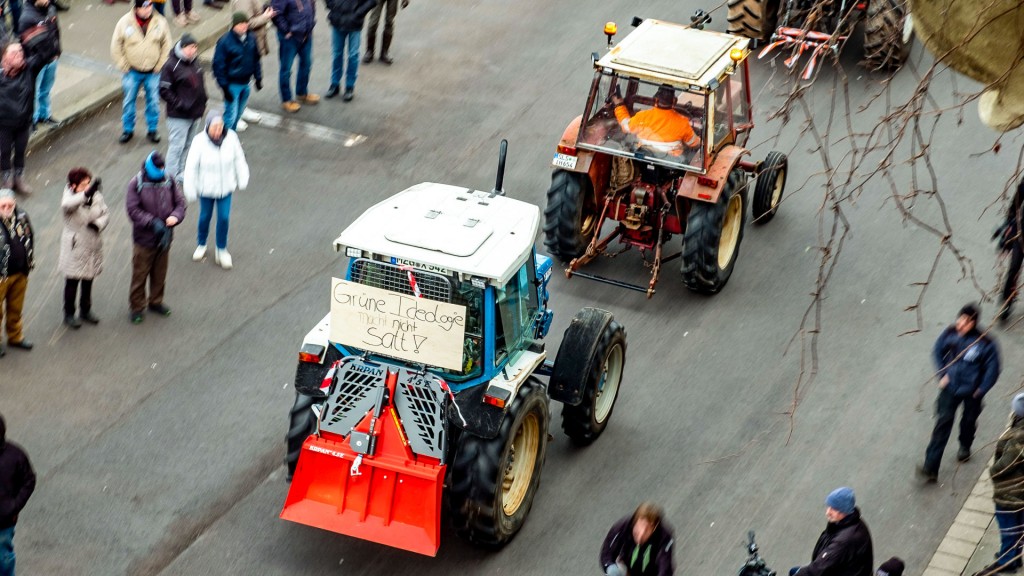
xmin=111 ymin=0 xmax=172 ymax=145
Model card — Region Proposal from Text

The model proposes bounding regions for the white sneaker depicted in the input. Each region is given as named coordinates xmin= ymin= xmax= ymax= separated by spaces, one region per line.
xmin=215 ymin=249 xmax=233 ymax=270
xmin=240 ymin=108 xmax=261 ymax=122
xmin=192 ymin=245 xmax=207 ymax=262
xmin=236 ymin=119 xmax=248 ymax=132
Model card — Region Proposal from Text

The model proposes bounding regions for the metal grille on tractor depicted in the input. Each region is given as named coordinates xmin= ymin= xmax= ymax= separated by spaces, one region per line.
xmin=350 ymin=258 xmax=452 ymax=302
xmin=395 ymin=368 xmax=448 ymax=460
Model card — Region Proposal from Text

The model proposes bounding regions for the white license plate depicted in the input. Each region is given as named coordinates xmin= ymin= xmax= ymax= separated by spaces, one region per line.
xmin=552 ymin=152 xmax=578 ymax=170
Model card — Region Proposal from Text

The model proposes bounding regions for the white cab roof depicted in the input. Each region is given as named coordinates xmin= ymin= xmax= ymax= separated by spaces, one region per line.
xmin=333 ymin=182 xmax=540 ymax=286
xmin=598 ymin=19 xmax=750 ymax=89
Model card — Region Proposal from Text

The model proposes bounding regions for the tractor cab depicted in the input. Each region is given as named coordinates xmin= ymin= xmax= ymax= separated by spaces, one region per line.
xmin=573 ymin=19 xmax=754 ymax=175
xmin=330 ymin=182 xmax=554 ymax=391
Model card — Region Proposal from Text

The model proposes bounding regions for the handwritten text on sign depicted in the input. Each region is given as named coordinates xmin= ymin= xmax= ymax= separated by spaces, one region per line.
xmin=330 ymin=278 xmax=467 ymax=371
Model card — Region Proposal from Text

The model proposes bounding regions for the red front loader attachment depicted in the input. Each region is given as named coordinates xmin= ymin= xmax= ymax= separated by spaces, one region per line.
xmin=281 ymin=358 xmax=450 ymax=556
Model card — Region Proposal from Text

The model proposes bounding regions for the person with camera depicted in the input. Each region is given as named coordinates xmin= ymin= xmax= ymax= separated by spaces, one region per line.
xmin=995 ymin=178 xmax=1024 ymax=324
xmin=789 ymin=487 xmax=873 ymax=576
xmin=125 ymin=151 xmax=185 ymax=324
xmin=600 ymin=502 xmax=675 ymax=576
xmin=59 ymin=168 xmax=109 ymax=328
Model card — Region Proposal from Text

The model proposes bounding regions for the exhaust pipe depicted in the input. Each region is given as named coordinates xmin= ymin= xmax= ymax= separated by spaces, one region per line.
xmin=491 ymin=139 xmax=508 ymax=197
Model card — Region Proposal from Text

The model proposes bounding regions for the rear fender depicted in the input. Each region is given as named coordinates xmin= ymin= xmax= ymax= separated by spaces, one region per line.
xmin=449 ymin=350 xmax=546 ymax=439
xmin=549 ymin=308 xmax=614 ymax=406
xmin=676 ymin=145 xmax=749 ymax=212
xmin=295 ymin=313 xmax=334 ymax=397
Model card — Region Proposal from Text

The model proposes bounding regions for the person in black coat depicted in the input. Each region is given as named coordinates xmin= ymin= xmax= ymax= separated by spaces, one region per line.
xmin=918 ymin=303 xmax=1001 ymax=481
xmin=324 ymin=0 xmax=375 ymax=101
xmin=212 ymin=12 xmax=262 ymax=131
xmin=0 ymin=42 xmax=49 ymax=195
xmin=600 ymin=503 xmax=675 ymax=576
xmin=159 ymin=33 xmax=207 ymax=184
xmin=996 ymin=178 xmax=1024 ymax=324
xmin=0 ymin=414 xmax=37 ymax=576
xmin=791 ymin=488 xmax=873 ymax=576
xmin=17 ymin=0 xmax=61 ymax=129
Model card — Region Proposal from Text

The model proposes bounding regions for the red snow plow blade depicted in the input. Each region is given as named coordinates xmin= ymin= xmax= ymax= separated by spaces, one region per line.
xmin=281 ymin=359 xmax=450 ymax=556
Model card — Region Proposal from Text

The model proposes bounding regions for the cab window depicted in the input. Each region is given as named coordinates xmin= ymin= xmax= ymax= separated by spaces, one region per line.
xmin=494 ymin=262 xmax=538 ymax=363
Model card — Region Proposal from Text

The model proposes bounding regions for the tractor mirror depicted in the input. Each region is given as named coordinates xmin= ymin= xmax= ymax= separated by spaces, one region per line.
xmin=631 ymin=16 xmax=643 ymax=27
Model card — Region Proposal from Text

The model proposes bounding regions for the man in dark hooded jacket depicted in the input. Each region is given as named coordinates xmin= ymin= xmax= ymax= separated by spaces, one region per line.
xmin=791 ymin=487 xmax=873 ymax=576
xmin=600 ymin=502 xmax=675 ymax=576
xmin=159 ymin=33 xmax=206 ymax=185
xmin=0 ymin=413 xmax=37 ymax=576
xmin=324 ymin=0 xmax=375 ymax=101
xmin=125 ymin=151 xmax=186 ymax=325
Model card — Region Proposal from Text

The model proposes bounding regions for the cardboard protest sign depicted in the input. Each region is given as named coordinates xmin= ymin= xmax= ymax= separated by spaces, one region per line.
xmin=330 ymin=278 xmax=468 ymax=371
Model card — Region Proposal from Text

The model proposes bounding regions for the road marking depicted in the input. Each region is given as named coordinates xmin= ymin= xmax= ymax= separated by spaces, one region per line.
xmin=242 ymin=109 xmax=367 ymax=146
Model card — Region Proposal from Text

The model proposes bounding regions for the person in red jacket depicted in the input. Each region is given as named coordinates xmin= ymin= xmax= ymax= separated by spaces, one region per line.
xmin=600 ymin=502 xmax=675 ymax=576
xmin=613 ymin=84 xmax=701 ymax=156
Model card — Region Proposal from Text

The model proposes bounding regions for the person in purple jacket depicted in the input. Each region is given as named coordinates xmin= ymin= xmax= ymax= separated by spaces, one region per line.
xmin=125 ymin=151 xmax=186 ymax=325
xmin=918 ymin=303 xmax=1001 ymax=482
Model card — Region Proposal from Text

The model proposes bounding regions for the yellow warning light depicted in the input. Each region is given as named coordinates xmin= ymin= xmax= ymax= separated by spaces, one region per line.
xmin=604 ymin=22 xmax=618 ymax=36
xmin=729 ymin=47 xmax=744 ymax=62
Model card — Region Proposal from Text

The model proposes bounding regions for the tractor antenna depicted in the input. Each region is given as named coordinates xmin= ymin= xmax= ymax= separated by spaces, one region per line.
xmin=490 ymin=139 xmax=508 ymax=197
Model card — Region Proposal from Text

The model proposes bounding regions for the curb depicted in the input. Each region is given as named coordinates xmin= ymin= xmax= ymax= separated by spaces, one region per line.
xmin=923 ymin=467 xmax=995 ymax=576
xmin=27 ymin=18 xmax=226 ymax=154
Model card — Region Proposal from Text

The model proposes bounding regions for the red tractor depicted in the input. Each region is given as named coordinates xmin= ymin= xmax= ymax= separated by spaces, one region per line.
xmin=544 ymin=17 xmax=788 ymax=297
xmin=727 ymin=0 xmax=914 ymax=78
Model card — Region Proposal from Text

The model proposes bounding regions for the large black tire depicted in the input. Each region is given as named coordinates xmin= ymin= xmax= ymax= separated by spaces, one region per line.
xmin=752 ymin=151 xmax=788 ymax=224
xmin=681 ymin=169 xmax=748 ymax=294
xmin=448 ymin=379 xmax=550 ymax=548
xmin=726 ymin=0 xmax=779 ymax=42
xmin=862 ymin=0 xmax=913 ymax=71
xmin=285 ymin=392 xmax=317 ymax=481
xmin=560 ymin=315 xmax=626 ymax=446
xmin=543 ymin=170 xmax=597 ymax=264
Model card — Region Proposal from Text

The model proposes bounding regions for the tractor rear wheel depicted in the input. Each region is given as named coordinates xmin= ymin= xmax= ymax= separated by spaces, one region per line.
xmin=863 ymin=0 xmax=913 ymax=71
xmin=285 ymin=392 xmax=317 ymax=481
xmin=726 ymin=0 xmax=779 ymax=42
xmin=559 ymin=312 xmax=626 ymax=446
xmin=543 ymin=169 xmax=597 ymax=263
xmin=449 ymin=379 xmax=550 ymax=548
xmin=681 ymin=169 xmax=748 ymax=294
xmin=752 ymin=151 xmax=788 ymax=223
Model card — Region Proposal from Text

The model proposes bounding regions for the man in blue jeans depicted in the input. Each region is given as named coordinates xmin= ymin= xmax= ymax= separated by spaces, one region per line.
xmin=0 ymin=414 xmax=36 ymax=576
xmin=18 ymin=0 xmax=61 ymax=130
xmin=213 ymin=12 xmax=262 ymax=130
xmin=325 ymin=0 xmax=375 ymax=101
xmin=110 ymin=0 xmax=172 ymax=144
xmin=271 ymin=0 xmax=318 ymax=112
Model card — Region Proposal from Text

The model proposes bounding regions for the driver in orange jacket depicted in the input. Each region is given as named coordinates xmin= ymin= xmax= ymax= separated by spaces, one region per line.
xmin=613 ymin=84 xmax=700 ymax=156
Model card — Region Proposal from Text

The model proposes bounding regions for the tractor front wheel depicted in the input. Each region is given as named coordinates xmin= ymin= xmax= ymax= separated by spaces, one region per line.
xmin=681 ymin=169 xmax=748 ymax=294
xmin=543 ymin=170 xmax=597 ymax=263
xmin=863 ymin=0 xmax=913 ymax=71
xmin=448 ymin=379 xmax=550 ymax=548
xmin=726 ymin=0 xmax=779 ymax=42
xmin=559 ymin=312 xmax=627 ymax=446
xmin=285 ymin=392 xmax=318 ymax=481
xmin=752 ymin=151 xmax=788 ymax=223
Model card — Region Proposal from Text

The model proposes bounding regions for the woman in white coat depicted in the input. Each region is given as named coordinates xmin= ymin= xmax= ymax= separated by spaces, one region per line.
xmin=59 ymin=168 xmax=110 ymax=328
xmin=184 ymin=112 xmax=249 ymax=269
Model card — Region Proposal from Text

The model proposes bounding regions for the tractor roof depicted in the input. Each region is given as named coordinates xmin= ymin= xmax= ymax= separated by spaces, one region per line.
xmin=333 ymin=182 xmax=540 ymax=286
xmin=597 ymin=19 xmax=750 ymax=90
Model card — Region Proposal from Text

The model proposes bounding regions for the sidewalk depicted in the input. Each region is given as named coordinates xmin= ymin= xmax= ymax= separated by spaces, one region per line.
xmin=924 ymin=466 xmax=1002 ymax=576
xmin=27 ymin=0 xmax=231 ymax=151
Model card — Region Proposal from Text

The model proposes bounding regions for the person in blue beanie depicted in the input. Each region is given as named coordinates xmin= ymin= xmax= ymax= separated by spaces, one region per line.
xmin=125 ymin=151 xmax=185 ymax=324
xmin=790 ymin=487 xmax=873 ymax=576
xmin=918 ymin=303 xmax=1001 ymax=482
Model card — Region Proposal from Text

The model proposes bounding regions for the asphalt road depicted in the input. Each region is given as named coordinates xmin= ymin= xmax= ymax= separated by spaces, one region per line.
xmin=4 ymin=1 xmax=1022 ymax=574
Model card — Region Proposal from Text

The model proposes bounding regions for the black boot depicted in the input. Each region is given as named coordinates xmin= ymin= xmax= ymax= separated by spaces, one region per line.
xmin=64 ymin=315 xmax=82 ymax=329
xmin=325 ymin=85 xmax=340 ymax=98
xmin=957 ymin=445 xmax=971 ymax=462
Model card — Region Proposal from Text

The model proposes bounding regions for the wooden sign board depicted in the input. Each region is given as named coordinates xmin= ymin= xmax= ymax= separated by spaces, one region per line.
xmin=330 ymin=278 xmax=468 ymax=371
